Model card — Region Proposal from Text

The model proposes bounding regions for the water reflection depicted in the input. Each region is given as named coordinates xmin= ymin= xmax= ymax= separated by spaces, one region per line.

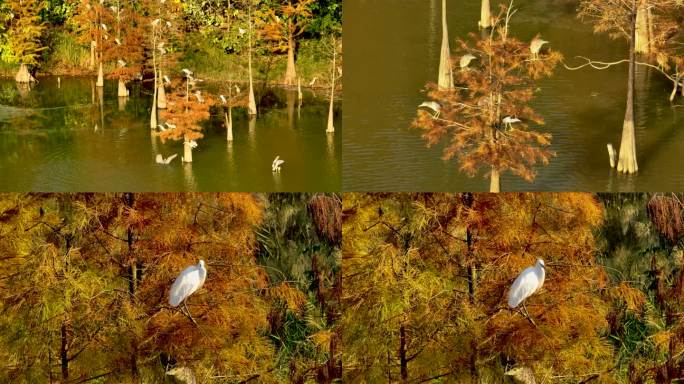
xmin=0 ymin=76 xmax=341 ymax=192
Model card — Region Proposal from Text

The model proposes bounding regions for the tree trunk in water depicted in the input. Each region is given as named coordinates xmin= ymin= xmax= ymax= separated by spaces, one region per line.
xmin=248 ymin=7 xmax=257 ymax=116
xmin=157 ymin=70 xmax=167 ymax=109
xmin=184 ymin=136 xmax=193 ymax=163
xmin=150 ymin=69 xmax=158 ymax=129
xmin=438 ymin=0 xmax=453 ymax=89
xmin=284 ymin=36 xmax=297 ymax=86
xmin=399 ymin=325 xmax=408 ymax=381
xmin=60 ymin=321 xmax=69 ymax=380
xmin=635 ymin=2 xmax=650 ymax=54
xmin=117 ymin=77 xmax=128 ymax=97
xmin=90 ymin=41 xmax=96 ymax=70
xmin=480 ymin=0 xmax=492 ymax=29
xmin=96 ymin=62 xmax=104 ymax=87
xmin=327 ymin=37 xmax=336 ymax=133
xmin=226 ymin=109 xmax=233 ymax=141
xmin=490 ymin=167 xmax=500 ymax=192
xmin=15 ymin=63 xmax=32 ymax=83
xmin=618 ymin=7 xmax=639 ymax=174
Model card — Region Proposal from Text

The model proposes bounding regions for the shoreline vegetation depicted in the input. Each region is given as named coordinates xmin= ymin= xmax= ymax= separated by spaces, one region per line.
xmin=0 ymin=0 xmax=341 ymax=167
xmin=0 ymin=31 xmax=339 ymax=90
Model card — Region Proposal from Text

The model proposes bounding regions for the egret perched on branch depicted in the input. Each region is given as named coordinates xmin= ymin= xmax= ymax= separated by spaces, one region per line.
xmin=508 ymin=259 xmax=546 ymax=320
xmin=272 ymin=156 xmax=284 ymax=172
xmin=219 ymin=95 xmax=227 ymax=104
xmin=418 ymin=101 xmax=441 ymax=118
xmin=502 ymin=116 xmax=521 ymax=129
xmin=156 ymin=153 xmax=177 ymax=164
xmin=165 ymin=122 xmax=177 ymax=129
xmin=117 ymin=59 xmax=126 ymax=67
xmin=309 ymin=77 xmax=317 ymax=87
xmin=163 ymin=75 xmax=171 ymax=84
xmin=182 ymin=68 xmax=193 ymax=77
xmin=100 ymin=23 xmax=108 ymax=31
xmin=169 ymin=260 xmax=207 ymax=321
xmin=460 ymin=54 xmax=477 ymax=69
xmin=193 ymin=90 xmax=205 ymax=103
xmin=530 ymin=35 xmax=549 ymax=60
xmin=156 ymin=124 xmax=167 ymax=132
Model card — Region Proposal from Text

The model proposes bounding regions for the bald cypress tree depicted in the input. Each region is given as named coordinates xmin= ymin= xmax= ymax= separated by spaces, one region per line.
xmin=6 ymin=0 xmax=46 ymax=83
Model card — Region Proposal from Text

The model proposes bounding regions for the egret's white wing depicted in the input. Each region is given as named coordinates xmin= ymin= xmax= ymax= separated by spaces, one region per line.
xmin=275 ymin=159 xmax=285 ymax=167
xmin=169 ymin=265 xmax=201 ymax=306
xmin=507 ymin=266 xmax=540 ymax=308
xmin=156 ymin=154 xmax=163 ymax=164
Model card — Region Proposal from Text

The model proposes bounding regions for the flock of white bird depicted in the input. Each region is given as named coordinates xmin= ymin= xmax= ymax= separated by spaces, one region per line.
xmin=417 ymin=35 xmax=551 ymax=129
xmin=153 ymin=69 xmax=285 ymax=172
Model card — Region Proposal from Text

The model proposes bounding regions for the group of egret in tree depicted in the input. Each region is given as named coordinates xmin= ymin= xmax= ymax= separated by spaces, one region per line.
xmin=418 ymin=35 xmax=551 ymax=130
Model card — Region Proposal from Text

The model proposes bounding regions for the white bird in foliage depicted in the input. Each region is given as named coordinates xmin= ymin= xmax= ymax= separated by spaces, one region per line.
xmin=165 ymin=122 xmax=177 ymax=129
xmin=157 ymin=124 xmax=167 ymax=132
xmin=101 ymin=23 xmax=108 ymax=31
xmin=168 ymin=260 xmax=207 ymax=319
xmin=185 ymin=140 xmax=198 ymax=149
xmin=235 ymin=85 xmax=240 ymax=94
xmin=110 ymin=5 xmax=118 ymax=12
xmin=117 ymin=59 xmax=126 ymax=67
xmin=115 ymin=38 xmax=121 ymax=45
xmin=272 ymin=155 xmax=284 ymax=172
xmin=156 ymin=153 xmax=177 ymax=164
xmin=530 ymin=35 xmax=549 ymax=60
xmin=309 ymin=77 xmax=317 ymax=87
xmin=460 ymin=54 xmax=477 ymax=69
xmin=238 ymin=28 xmax=247 ymax=36
xmin=163 ymin=75 xmax=171 ymax=84
xmin=219 ymin=94 xmax=227 ymax=104
xmin=166 ymin=21 xmax=172 ymax=28
xmin=418 ymin=101 xmax=441 ymax=118
xmin=193 ymin=91 xmax=204 ymax=103
xmin=182 ymin=68 xmax=193 ymax=77
xmin=502 ymin=116 xmax=521 ymax=129
xmin=151 ymin=18 xmax=161 ymax=26
xmin=508 ymin=259 xmax=546 ymax=317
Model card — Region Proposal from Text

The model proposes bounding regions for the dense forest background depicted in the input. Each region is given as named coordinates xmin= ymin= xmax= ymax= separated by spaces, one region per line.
xmin=342 ymin=193 xmax=684 ymax=383
xmin=0 ymin=0 xmax=341 ymax=85
xmin=0 ymin=192 xmax=341 ymax=383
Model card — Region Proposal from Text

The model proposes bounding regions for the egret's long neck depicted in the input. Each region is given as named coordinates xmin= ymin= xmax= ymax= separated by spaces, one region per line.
xmin=537 ymin=264 xmax=546 ymax=283
xmin=198 ymin=263 xmax=207 ymax=280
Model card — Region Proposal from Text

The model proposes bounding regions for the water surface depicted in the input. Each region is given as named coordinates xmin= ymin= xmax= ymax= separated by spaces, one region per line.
xmin=0 ymin=76 xmax=340 ymax=192
xmin=343 ymin=0 xmax=684 ymax=191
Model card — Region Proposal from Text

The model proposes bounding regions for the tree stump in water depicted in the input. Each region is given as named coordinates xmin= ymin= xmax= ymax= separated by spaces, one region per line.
xmin=118 ymin=78 xmax=129 ymax=97
xmin=15 ymin=64 xmax=34 ymax=83
xmin=157 ymin=84 xmax=167 ymax=108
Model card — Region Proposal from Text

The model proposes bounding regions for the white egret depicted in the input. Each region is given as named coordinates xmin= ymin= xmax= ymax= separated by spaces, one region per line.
xmin=163 ymin=75 xmax=171 ymax=84
xmin=168 ymin=260 xmax=207 ymax=321
xmin=115 ymin=38 xmax=121 ymax=45
xmin=182 ymin=68 xmax=193 ymax=77
xmin=193 ymin=90 xmax=204 ymax=103
xmin=117 ymin=59 xmax=126 ymax=67
xmin=530 ymin=36 xmax=549 ymax=60
xmin=165 ymin=122 xmax=177 ymax=129
xmin=156 ymin=153 xmax=177 ymax=164
xmin=219 ymin=94 xmax=227 ymax=104
xmin=166 ymin=21 xmax=172 ymax=28
xmin=309 ymin=77 xmax=317 ymax=87
xmin=502 ymin=116 xmax=521 ymax=129
xmin=418 ymin=101 xmax=441 ymax=118
xmin=185 ymin=140 xmax=198 ymax=149
xmin=101 ymin=23 xmax=108 ymax=31
xmin=272 ymin=156 xmax=285 ymax=172
xmin=157 ymin=124 xmax=167 ymax=131
xmin=460 ymin=54 xmax=477 ymax=69
xmin=508 ymin=259 xmax=546 ymax=319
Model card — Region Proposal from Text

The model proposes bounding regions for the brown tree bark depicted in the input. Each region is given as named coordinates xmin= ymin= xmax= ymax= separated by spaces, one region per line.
xmin=399 ymin=325 xmax=408 ymax=381
xmin=284 ymin=35 xmax=297 ymax=86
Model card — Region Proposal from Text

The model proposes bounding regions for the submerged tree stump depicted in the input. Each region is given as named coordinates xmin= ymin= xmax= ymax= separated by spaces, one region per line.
xmin=15 ymin=63 xmax=35 ymax=83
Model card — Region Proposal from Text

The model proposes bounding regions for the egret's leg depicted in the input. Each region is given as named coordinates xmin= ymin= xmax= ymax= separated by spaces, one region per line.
xmin=183 ymin=300 xmax=198 ymax=326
